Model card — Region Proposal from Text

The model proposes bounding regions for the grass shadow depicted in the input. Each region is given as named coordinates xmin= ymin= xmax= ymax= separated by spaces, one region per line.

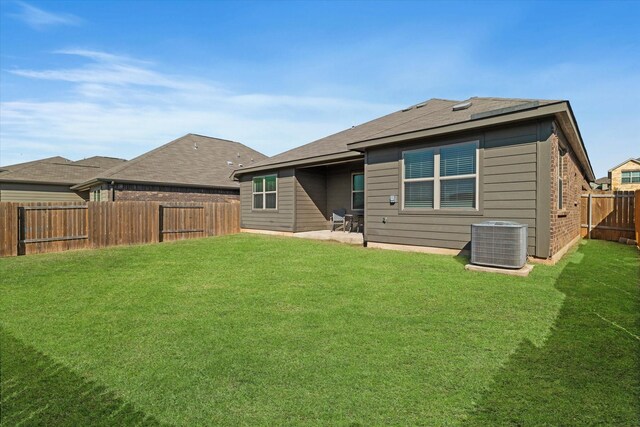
xmin=463 ymin=241 xmax=640 ymax=425
xmin=0 ymin=328 xmax=164 ymax=426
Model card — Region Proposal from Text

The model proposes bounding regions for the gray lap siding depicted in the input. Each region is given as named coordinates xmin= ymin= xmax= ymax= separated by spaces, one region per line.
xmin=364 ymin=119 xmax=554 ymax=257
xmin=240 ymin=168 xmax=295 ymax=232
xmin=295 ymin=168 xmax=328 ymax=232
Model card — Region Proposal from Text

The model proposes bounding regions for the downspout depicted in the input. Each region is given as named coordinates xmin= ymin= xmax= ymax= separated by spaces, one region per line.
xmin=110 ymin=181 xmax=116 ymax=201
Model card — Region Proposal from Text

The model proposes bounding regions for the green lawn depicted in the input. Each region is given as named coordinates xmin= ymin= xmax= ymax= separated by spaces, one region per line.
xmin=0 ymin=235 xmax=638 ymax=426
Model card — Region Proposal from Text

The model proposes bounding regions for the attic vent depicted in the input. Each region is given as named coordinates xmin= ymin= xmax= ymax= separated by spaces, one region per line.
xmin=238 ymin=163 xmax=243 ymax=168
xmin=227 ymin=161 xmax=233 ymax=166
xmin=415 ymin=102 xmax=428 ymax=109
xmin=452 ymin=101 xmax=472 ymax=111
xmin=194 ymin=143 xmax=198 ymax=150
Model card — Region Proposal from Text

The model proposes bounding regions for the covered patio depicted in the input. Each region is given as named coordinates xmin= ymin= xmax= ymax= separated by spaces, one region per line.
xmin=294 ymin=159 xmax=364 ymax=233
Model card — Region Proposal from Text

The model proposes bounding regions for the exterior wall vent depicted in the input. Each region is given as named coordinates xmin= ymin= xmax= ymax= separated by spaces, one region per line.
xmin=471 ymin=221 xmax=528 ymax=269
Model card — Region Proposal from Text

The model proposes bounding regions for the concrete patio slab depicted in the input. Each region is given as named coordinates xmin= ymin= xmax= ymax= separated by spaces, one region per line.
xmin=293 ymin=230 xmax=364 ymax=245
xmin=465 ymin=263 xmax=534 ymax=277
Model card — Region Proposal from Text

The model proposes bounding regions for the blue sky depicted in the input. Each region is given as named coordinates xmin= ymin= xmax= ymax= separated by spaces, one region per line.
xmin=0 ymin=0 xmax=638 ymax=177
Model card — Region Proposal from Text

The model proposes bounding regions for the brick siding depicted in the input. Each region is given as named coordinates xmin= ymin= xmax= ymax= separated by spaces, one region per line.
xmin=110 ymin=184 xmax=239 ymax=203
xmin=549 ymin=128 xmax=589 ymax=256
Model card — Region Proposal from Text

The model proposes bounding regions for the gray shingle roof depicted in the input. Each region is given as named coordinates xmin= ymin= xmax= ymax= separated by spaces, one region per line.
xmin=0 ymin=156 xmax=126 ymax=185
xmin=242 ymin=97 xmax=561 ymax=171
xmin=72 ymin=156 xmax=127 ymax=168
xmin=0 ymin=156 xmax=71 ymax=173
xmin=75 ymin=134 xmax=266 ymax=189
xmin=608 ymin=157 xmax=640 ymax=172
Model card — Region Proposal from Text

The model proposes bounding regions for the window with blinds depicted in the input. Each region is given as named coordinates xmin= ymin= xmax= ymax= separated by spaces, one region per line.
xmin=253 ymin=175 xmax=277 ymax=210
xmin=402 ymin=141 xmax=478 ymax=210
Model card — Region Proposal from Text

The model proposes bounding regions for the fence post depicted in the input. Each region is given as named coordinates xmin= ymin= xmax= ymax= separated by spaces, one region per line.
xmin=633 ymin=190 xmax=640 ymax=246
xmin=158 ymin=205 xmax=164 ymax=243
xmin=587 ymin=193 xmax=592 ymax=239
xmin=17 ymin=206 xmax=26 ymax=256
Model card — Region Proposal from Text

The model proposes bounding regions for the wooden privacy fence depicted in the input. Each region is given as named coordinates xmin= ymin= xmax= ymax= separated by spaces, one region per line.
xmin=0 ymin=201 xmax=240 ymax=257
xmin=581 ymin=190 xmax=639 ymax=242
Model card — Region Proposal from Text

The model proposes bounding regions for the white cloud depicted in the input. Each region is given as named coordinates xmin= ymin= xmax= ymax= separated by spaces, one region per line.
xmin=0 ymin=49 xmax=399 ymax=165
xmin=10 ymin=1 xmax=82 ymax=30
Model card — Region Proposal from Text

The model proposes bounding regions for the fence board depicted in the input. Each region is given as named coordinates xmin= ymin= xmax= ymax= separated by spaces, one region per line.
xmin=636 ymin=190 xmax=640 ymax=243
xmin=0 ymin=203 xmax=18 ymax=257
xmin=581 ymin=191 xmax=637 ymax=242
xmin=0 ymin=201 xmax=239 ymax=257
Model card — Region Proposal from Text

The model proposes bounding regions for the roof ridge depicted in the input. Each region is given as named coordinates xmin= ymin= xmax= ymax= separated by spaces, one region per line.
xmin=364 ymin=99 xmax=460 ymax=140
xmin=247 ymin=99 xmax=451 ymax=169
xmin=75 ymin=155 xmax=127 ymax=162
xmin=72 ymin=133 xmax=267 ymax=189
xmin=96 ymin=134 xmax=197 ymax=179
xmin=186 ymin=134 xmax=266 ymax=159
xmin=187 ymin=133 xmax=240 ymax=144
xmin=608 ymin=157 xmax=640 ymax=172
xmin=0 ymin=155 xmax=71 ymax=170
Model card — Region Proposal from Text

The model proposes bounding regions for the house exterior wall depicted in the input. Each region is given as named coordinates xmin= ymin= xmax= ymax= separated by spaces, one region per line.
xmin=326 ymin=162 xmax=364 ymax=219
xmin=89 ymin=184 xmax=110 ymax=201
xmin=363 ymin=119 xmax=555 ymax=258
xmin=240 ymin=168 xmax=295 ymax=232
xmin=609 ymin=160 xmax=640 ymax=191
xmin=295 ymin=168 xmax=327 ymax=232
xmin=89 ymin=183 xmax=238 ymax=203
xmin=0 ymin=183 xmax=87 ymax=202
xmin=549 ymin=125 xmax=590 ymax=255
xmin=293 ymin=161 xmax=364 ymax=232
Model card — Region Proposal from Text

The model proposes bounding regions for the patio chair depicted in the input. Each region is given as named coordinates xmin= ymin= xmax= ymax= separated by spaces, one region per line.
xmin=331 ymin=208 xmax=347 ymax=232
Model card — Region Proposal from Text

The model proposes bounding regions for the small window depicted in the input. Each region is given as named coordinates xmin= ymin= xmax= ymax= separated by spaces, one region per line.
xmin=252 ymin=175 xmax=277 ymax=210
xmin=352 ymin=172 xmax=364 ymax=211
xmin=402 ymin=141 xmax=478 ymax=210
xmin=621 ymin=171 xmax=640 ymax=184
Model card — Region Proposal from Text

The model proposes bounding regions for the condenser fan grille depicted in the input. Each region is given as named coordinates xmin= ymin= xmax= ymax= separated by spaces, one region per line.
xmin=471 ymin=221 xmax=528 ymax=269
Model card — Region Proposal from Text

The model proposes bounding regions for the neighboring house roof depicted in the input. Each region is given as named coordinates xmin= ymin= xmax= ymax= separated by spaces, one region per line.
xmin=72 ymin=134 xmax=267 ymax=191
xmin=236 ymin=97 xmax=595 ymax=181
xmin=0 ymin=156 xmax=71 ymax=173
xmin=72 ymin=156 xmax=128 ymax=169
xmin=607 ymin=157 xmax=640 ymax=172
xmin=595 ymin=177 xmax=611 ymax=185
xmin=0 ymin=156 xmax=126 ymax=186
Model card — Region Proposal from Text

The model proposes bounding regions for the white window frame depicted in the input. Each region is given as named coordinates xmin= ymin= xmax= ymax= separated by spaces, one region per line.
xmin=401 ymin=140 xmax=479 ymax=211
xmin=351 ymin=172 xmax=365 ymax=211
xmin=252 ymin=174 xmax=278 ymax=210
